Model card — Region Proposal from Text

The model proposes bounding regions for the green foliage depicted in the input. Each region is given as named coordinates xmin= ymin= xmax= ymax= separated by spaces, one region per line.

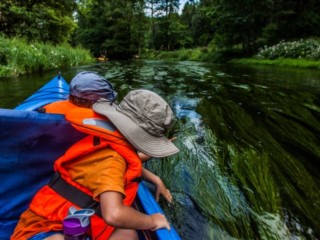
xmin=141 ymin=48 xmax=205 ymax=61
xmin=257 ymin=39 xmax=320 ymax=60
xmin=186 ymin=80 xmax=320 ymax=238
xmin=0 ymin=35 xmax=94 ymax=77
xmin=74 ymin=0 xmax=144 ymax=59
xmin=231 ymin=58 xmax=320 ymax=69
xmin=2 ymin=0 xmax=320 ymax=61
xmin=142 ymin=47 xmax=244 ymax=63
xmin=0 ymin=0 xmax=76 ymax=44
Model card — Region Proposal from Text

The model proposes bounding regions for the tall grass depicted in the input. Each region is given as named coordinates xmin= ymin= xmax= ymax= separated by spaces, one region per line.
xmin=0 ymin=35 xmax=94 ymax=77
xmin=231 ymin=58 xmax=320 ymax=69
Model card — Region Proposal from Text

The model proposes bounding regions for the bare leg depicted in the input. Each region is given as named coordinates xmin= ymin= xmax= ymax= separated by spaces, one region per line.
xmin=44 ymin=233 xmax=64 ymax=240
xmin=109 ymin=228 xmax=139 ymax=240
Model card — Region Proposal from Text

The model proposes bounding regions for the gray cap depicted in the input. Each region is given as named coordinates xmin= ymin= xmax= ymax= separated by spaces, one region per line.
xmin=69 ymin=71 xmax=117 ymax=102
xmin=93 ymin=89 xmax=179 ymax=158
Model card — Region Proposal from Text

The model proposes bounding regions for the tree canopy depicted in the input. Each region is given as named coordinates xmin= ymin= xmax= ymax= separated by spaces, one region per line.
xmin=0 ymin=0 xmax=76 ymax=44
xmin=1 ymin=0 xmax=320 ymax=59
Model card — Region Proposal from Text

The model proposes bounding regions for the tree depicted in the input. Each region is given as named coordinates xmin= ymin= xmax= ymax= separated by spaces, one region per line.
xmin=74 ymin=0 xmax=145 ymax=59
xmin=262 ymin=0 xmax=320 ymax=45
xmin=0 ymin=0 xmax=76 ymax=44
xmin=145 ymin=0 xmax=161 ymax=49
xmin=130 ymin=0 xmax=147 ymax=57
xmin=155 ymin=0 xmax=180 ymax=50
xmin=206 ymin=0 xmax=269 ymax=53
xmin=181 ymin=0 xmax=215 ymax=47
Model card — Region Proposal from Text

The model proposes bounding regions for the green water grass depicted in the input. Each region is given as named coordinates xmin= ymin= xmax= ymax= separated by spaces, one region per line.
xmin=145 ymin=76 xmax=320 ymax=239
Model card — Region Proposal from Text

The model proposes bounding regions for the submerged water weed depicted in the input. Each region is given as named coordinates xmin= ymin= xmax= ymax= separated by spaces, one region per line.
xmin=192 ymin=78 xmax=320 ymax=239
xmin=146 ymin=120 xmax=256 ymax=239
xmin=202 ymin=127 xmax=318 ymax=239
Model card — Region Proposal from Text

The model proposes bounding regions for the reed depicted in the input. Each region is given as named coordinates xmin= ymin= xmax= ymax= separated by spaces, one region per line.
xmin=0 ymin=35 xmax=94 ymax=77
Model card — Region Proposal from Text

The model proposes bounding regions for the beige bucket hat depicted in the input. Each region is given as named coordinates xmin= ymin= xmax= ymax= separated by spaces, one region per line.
xmin=93 ymin=89 xmax=179 ymax=158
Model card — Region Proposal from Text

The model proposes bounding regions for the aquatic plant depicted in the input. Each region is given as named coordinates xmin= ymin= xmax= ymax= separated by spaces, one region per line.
xmin=145 ymin=73 xmax=320 ymax=239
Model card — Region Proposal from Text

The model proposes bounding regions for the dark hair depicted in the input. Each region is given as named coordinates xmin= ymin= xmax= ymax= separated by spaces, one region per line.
xmin=69 ymin=95 xmax=96 ymax=108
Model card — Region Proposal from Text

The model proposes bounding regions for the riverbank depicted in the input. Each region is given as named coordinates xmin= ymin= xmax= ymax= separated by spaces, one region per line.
xmin=142 ymin=39 xmax=320 ymax=69
xmin=2 ymin=36 xmax=320 ymax=78
xmin=230 ymin=58 xmax=320 ymax=69
xmin=0 ymin=36 xmax=94 ymax=77
xmin=142 ymin=47 xmax=238 ymax=63
xmin=142 ymin=49 xmax=320 ymax=69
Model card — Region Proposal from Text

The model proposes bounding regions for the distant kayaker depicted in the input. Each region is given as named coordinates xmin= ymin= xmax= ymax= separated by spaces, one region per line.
xmin=11 ymin=71 xmax=179 ymax=240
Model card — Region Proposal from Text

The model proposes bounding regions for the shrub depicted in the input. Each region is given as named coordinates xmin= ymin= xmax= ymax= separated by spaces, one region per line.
xmin=0 ymin=35 xmax=94 ymax=77
xmin=257 ymin=39 xmax=320 ymax=60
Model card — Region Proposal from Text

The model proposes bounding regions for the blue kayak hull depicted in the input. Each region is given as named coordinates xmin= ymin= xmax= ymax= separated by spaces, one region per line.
xmin=0 ymin=75 xmax=180 ymax=240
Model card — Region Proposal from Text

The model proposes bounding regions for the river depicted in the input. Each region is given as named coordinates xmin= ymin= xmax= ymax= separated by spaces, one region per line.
xmin=1 ymin=60 xmax=320 ymax=240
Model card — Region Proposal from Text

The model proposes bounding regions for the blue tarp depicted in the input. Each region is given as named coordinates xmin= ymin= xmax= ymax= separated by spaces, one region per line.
xmin=0 ymin=109 xmax=86 ymax=238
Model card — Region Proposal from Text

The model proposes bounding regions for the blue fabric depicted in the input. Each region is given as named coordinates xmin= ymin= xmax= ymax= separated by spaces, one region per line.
xmin=29 ymin=231 xmax=62 ymax=240
xmin=70 ymin=71 xmax=117 ymax=102
xmin=0 ymin=109 xmax=85 ymax=238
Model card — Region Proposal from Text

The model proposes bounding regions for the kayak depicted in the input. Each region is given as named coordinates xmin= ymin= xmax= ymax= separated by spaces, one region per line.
xmin=0 ymin=74 xmax=180 ymax=240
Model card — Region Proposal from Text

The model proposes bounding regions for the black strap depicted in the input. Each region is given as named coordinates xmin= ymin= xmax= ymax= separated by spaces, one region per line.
xmin=48 ymin=172 xmax=102 ymax=218
xmin=93 ymin=136 xmax=101 ymax=146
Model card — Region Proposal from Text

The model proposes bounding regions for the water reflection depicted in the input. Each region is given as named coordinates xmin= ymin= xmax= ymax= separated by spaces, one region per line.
xmin=1 ymin=61 xmax=320 ymax=239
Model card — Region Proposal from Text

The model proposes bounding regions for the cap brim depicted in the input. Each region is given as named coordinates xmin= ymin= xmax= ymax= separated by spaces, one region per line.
xmin=93 ymin=101 xmax=179 ymax=158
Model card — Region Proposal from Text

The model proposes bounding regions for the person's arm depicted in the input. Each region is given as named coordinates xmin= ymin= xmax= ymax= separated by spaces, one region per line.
xmin=137 ymin=151 xmax=152 ymax=162
xmin=142 ymin=168 xmax=173 ymax=203
xmin=100 ymin=191 xmax=170 ymax=231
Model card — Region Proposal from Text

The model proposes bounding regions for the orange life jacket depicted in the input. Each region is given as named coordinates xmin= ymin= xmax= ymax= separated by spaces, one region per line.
xmin=29 ymin=101 xmax=142 ymax=239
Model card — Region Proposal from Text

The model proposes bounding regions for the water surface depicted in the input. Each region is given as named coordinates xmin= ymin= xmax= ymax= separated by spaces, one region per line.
xmin=1 ymin=61 xmax=319 ymax=239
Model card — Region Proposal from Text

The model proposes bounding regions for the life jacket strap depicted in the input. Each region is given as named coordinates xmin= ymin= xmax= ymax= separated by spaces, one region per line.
xmin=48 ymin=172 xmax=102 ymax=218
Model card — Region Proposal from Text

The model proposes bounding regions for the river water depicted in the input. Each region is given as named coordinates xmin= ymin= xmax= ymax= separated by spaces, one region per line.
xmin=1 ymin=61 xmax=320 ymax=239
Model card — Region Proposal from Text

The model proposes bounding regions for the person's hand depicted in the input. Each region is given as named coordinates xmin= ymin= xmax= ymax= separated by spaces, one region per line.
xmin=170 ymin=137 xmax=177 ymax=142
xmin=150 ymin=213 xmax=171 ymax=231
xmin=155 ymin=177 xmax=173 ymax=203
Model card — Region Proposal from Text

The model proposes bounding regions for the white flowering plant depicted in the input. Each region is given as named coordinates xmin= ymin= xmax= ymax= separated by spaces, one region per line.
xmin=256 ymin=39 xmax=320 ymax=60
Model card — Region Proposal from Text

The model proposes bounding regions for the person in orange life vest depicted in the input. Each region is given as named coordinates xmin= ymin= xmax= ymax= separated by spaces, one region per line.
xmin=11 ymin=71 xmax=179 ymax=240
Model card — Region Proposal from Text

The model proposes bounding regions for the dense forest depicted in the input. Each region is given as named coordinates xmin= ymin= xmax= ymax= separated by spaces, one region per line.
xmin=1 ymin=0 xmax=320 ymax=59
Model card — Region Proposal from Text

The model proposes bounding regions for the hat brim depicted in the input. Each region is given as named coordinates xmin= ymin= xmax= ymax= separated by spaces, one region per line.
xmin=93 ymin=101 xmax=179 ymax=158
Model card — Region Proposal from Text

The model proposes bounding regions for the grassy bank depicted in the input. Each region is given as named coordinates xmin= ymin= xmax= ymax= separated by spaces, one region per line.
xmin=143 ymin=48 xmax=320 ymax=69
xmin=0 ymin=36 xmax=95 ymax=77
xmin=230 ymin=58 xmax=320 ymax=69
xmin=142 ymin=48 xmax=205 ymax=61
xmin=142 ymin=39 xmax=320 ymax=69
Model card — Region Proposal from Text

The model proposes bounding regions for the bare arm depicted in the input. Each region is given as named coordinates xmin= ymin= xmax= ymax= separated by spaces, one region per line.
xmin=142 ymin=168 xmax=173 ymax=203
xmin=100 ymin=191 xmax=170 ymax=231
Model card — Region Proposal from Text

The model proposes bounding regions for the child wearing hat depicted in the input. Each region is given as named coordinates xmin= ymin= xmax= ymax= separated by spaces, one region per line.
xmin=11 ymin=72 xmax=179 ymax=240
